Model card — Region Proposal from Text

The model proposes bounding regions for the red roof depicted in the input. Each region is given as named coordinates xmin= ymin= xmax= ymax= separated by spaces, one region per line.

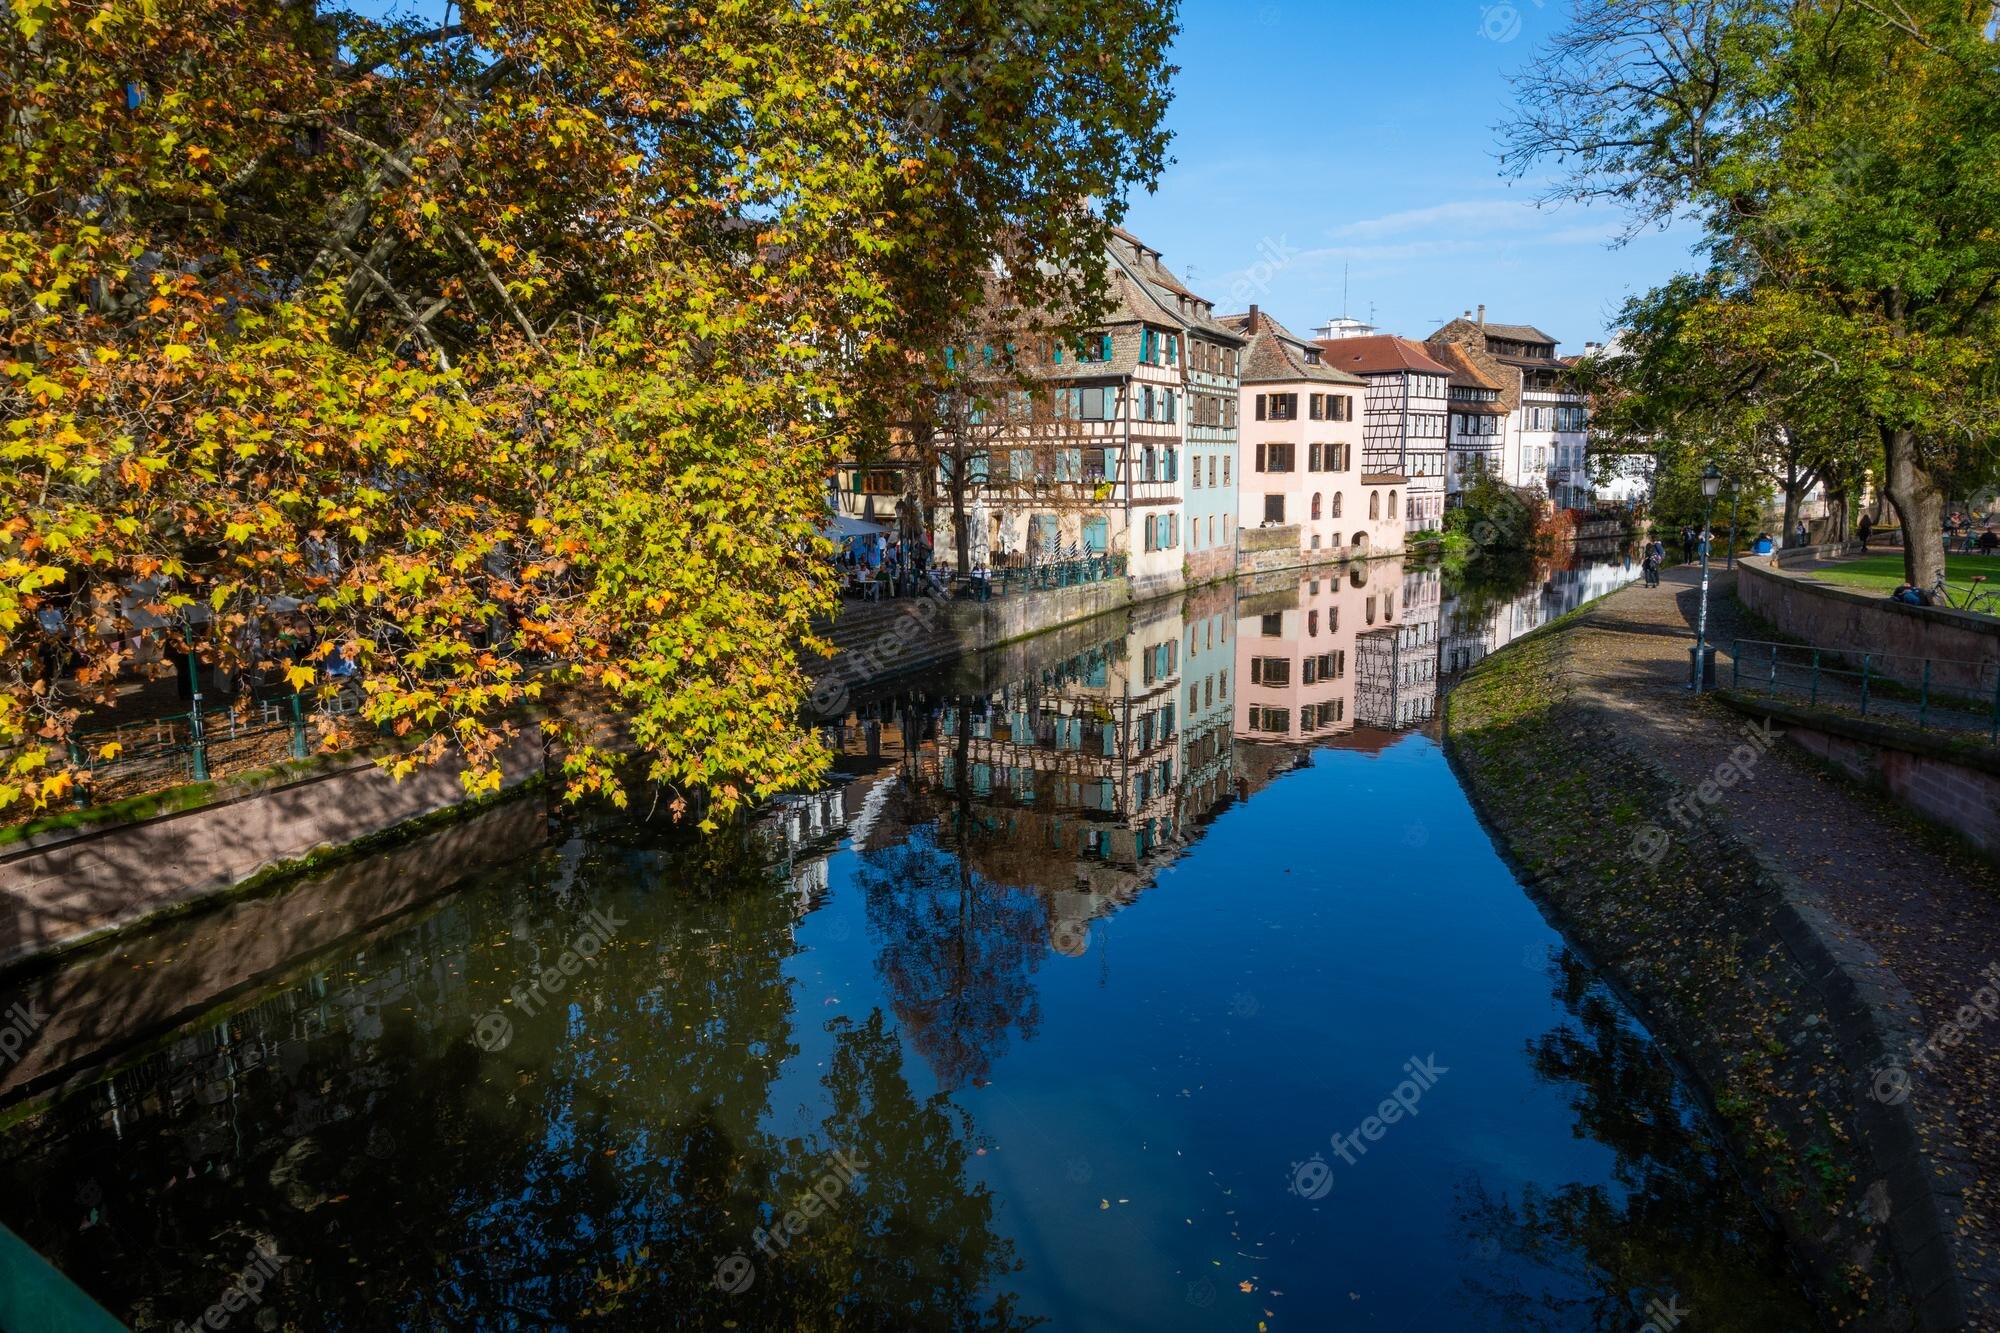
xmin=1313 ymin=334 xmax=1452 ymax=377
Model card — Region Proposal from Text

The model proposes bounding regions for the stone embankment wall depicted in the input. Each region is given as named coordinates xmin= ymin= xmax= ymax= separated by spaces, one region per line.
xmin=0 ymin=796 xmax=550 ymax=1101
xmin=1721 ymin=694 xmax=2000 ymax=859
xmin=1741 ymin=549 xmax=2000 ymax=695
xmin=0 ymin=731 xmax=546 ymax=973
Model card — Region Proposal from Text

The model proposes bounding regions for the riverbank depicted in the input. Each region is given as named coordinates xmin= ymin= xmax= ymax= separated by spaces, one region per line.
xmin=1443 ymin=565 xmax=1998 ymax=1330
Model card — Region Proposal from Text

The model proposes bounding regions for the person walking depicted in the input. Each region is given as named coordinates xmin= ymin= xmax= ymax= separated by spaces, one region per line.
xmin=1680 ymin=525 xmax=1696 ymax=564
xmin=1794 ymin=518 xmax=1809 ymax=549
xmin=1641 ymin=543 xmax=1661 ymax=588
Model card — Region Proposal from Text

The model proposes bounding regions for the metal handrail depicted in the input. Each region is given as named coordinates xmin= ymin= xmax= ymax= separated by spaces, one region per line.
xmin=1730 ymin=637 xmax=2000 ymax=743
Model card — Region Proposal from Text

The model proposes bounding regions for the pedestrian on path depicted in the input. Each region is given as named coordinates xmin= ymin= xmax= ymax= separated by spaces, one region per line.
xmin=1681 ymin=525 xmax=1696 ymax=564
xmin=1794 ymin=518 xmax=1809 ymax=548
xmin=1858 ymin=513 xmax=1874 ymax=548
xmin=1641 ymin=545 xmax=1661 ymax=587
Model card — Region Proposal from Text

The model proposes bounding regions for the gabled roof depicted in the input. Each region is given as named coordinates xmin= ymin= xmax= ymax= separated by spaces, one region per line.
xmin=1215 ymin=310 xmax=1366 ymax=387
xmin=1312 ymin=334 xmax=1452 ymax=378
xmin=1427 ymin=341 xmax=1502 ymax=392
xmin=1426 ymin=315 xmax=1560 ymax=349
xmin=1481 ymin=321 xmax=1559 ymax=345
xmin=1104 ymin=229 xmax=1243 ymax=343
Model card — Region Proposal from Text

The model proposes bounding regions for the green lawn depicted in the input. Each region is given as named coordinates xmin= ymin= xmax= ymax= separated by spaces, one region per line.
xmin=1806 ymin=551 xmax=2000 ymax=605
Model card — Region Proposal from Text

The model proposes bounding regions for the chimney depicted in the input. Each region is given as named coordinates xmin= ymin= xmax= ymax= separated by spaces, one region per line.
xmin=1476 ymin=304 xmax=1486 ymax=328
xmin=1247 ymin=304 xmax=1260 ymax=334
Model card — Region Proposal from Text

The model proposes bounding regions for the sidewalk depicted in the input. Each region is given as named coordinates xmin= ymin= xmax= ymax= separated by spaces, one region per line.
xmin=1566 ymin=565 xmax=2000 ymax=1313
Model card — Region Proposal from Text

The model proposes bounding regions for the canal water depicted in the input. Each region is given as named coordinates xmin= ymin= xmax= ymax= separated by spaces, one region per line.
xmin=0 ymin=551 xmax=1817 ymax=1331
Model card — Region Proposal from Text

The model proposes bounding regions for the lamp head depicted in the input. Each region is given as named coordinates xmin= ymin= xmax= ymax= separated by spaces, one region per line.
xmin=1700 ymin=463 xmax=1724 ymax=500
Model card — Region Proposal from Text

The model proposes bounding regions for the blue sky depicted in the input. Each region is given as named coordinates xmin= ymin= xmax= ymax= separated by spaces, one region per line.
xmin=1119 ymin=0 xmax=1703 ymax=351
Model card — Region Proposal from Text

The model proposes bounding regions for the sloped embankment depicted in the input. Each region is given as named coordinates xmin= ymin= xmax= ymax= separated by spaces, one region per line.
xmin=1444 ymin=612 xmax=1962 ymax=1330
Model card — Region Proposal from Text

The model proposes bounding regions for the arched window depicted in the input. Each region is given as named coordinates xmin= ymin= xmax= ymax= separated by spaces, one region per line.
xmin=1308 ymin=610 xmax=1319 ymax=636
xmin=1389 ymin=489 xmax=1398 ymax=518
xmin=1369 ymin=492 xmax=1379 ymax=520
xmin=1311 ymin=492 xmax=1323 ymax=520
xmin=1331 ymin=492 xmax=1343 ymax=518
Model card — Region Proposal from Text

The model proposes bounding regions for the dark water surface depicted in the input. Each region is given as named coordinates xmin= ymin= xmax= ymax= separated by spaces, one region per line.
xmin=0 ymin=552 xmax=1817 ymax=1331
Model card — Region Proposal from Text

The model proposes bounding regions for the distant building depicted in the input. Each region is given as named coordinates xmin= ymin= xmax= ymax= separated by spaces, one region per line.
xmin=1219 ymin=307 xmax=1398 ymax=559
xmin=1312 ymin=333 xmax=1451 ymax=534
xmin=919 ymin=226 xmax=1245 ymax=598
xmin=1426 ymin=341 xmax=1508 ymax=507
xmin=1427 ymin=307 xmax=1592 ymax=508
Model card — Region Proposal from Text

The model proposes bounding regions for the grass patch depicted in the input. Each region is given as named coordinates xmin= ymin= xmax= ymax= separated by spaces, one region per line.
xmin=1802 ymin=551 xmax=2000 ymax=603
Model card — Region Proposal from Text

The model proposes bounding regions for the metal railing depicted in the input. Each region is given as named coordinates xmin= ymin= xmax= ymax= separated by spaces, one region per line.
xmin=63 ymin=681 xmax=357 ymax=791
xmin=1731 ymin=638 xmax=2000 ymax=743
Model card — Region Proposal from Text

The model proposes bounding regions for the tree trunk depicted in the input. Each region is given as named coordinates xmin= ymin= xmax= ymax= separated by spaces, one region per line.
xmin=1881 ymin=426 xmax=1946 ymax=589
xmin=950 ymin=464 xmax=971 ymax=577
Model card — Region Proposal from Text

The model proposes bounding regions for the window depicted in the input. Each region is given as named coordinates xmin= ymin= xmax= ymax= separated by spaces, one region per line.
xmin=1263 ymin=493 xmax=1285 ymax=523
xmin=1222 ymin=456 xmax=1230 ymax=485
xmin=1307 ymin=609 xmax=1319 ymax=636
xmin=1260 ymin=612 xmax=1282 ymax=637
xmin=1141 ymin=386 xmax=1155 ymax=420
xmin=1208 ymin=456 xmax=1217 ymax=487
xmin=1255 ymin=441 xmax=1295 ymax=473
xmin=1331 ymin=394 xmax=1353 ymax=422
xmin=1388 ymin=489 xmax=1397 ymax=516
xmin=1270 ymin=393 xmax=1297 ymax=421
xmin=1252 ymin=706 xmax=1290 ymax=734
xmin=1207 ymin=514 xmax=1216 ymax=544
xmin=1250 ymin=657 xmax=1291 ymax=686
xmin=1191 ymin=453 xmax=1202 ymax=488
xmin=1164 ymin=390 xmax=1177 ymax=424
xmin=1311 ymin=492 xmax=1322 ymax=520
xmin=1369 ymin=492 xmax=1379 ymax=520
xmin=1330 ymin=492 xmax=1342 ymax=518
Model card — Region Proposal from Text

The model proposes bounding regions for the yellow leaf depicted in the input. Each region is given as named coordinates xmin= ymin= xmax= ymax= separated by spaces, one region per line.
xmin=285 ymin=664 xmax=315 ymax=690
xmin=163 ymin=343 xmax=194 ymax=363
xmin=97 ymin=741 xmax=123 ymax=760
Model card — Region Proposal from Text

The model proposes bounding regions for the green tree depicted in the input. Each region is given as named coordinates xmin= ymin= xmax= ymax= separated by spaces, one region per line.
xmin=1502 ymin=0 xmax=2000 ymax=589
xmin=0 ymin=0 xmax=1178 ymax=819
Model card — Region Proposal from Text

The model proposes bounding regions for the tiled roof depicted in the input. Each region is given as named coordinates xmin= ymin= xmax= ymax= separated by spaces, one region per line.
xmin=1427 ymin=341 xmax=1502 ymax=392
xmin=1312 ymin=334 xmax=1452 ymax=378
xmin=1425 ymin=315 xmax=1560 ymax=348
xmin=1215 ymin=311 xmax=1366 ymax=386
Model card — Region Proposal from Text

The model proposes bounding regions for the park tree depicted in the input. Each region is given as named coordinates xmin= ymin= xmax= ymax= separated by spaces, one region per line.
xmin=0 ymin=0 xmax=1179 ymax=818
xmin=1587 ymin=276 xmax=1881 ymax=544
xmin=1502 ymin=0 xmax=2000 ymax=589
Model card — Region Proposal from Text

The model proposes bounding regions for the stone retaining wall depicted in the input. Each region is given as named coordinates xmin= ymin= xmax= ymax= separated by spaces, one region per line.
xmin=1739 ymin=553 xmax=2000 ymax=695
xmin=0 ymin=731 xmax=546 ymax=972
xmin=1719 ymin=694 xmax=2000 ymax=859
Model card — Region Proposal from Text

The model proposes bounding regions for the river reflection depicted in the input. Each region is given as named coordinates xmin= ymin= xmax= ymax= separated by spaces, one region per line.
xmin=0 ymin=550 xmax=1812 ymax=1331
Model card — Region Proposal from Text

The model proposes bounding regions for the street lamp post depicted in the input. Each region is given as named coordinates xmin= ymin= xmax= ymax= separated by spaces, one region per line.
xmin=1691 ymin=462 xmax=1723 ymax=693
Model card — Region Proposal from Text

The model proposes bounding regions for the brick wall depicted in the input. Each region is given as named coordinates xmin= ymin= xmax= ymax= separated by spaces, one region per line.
xmin=1783 ymin=725 xmax=2000 ymax=858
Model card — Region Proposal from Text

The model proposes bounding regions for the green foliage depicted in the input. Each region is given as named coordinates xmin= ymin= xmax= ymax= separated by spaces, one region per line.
xmin=1506 ymin=0 xmax=2000 ymax=587
xmin=0 ymin=0 xmax=1181 ymax=819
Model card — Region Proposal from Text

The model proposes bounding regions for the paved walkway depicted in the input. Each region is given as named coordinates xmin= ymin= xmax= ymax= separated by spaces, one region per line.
xmin=1567 ymin=564 xmax=2000 ymax=1313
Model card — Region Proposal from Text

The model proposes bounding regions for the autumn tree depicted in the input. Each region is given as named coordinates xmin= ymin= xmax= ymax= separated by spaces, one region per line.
xmin=1502 ymin=0 xmax=2000 ymax=588
xmin=0 ymin=0 xmax=1179 ymax=818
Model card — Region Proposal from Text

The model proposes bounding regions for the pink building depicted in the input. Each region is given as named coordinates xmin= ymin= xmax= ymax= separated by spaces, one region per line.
xmin=1219 ymin=308 xmax=1403 ymax=560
